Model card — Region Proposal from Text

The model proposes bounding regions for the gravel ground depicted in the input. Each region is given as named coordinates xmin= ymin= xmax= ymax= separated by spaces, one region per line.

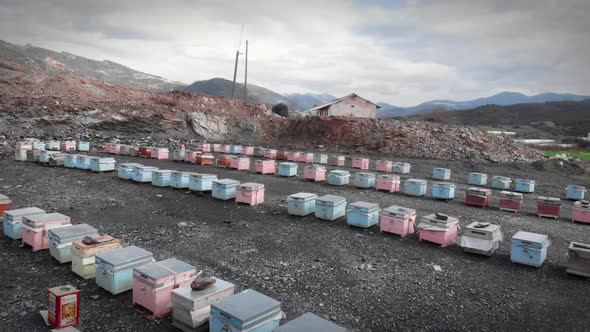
xmin=0 ymin=153 xmax=589 ymax=332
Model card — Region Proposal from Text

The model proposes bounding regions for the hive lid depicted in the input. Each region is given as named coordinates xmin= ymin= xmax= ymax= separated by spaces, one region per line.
xmin=157 ymin=258 xmax=195 ymax=274
xmin=172 ymin=277 xmax=235 ymax=308
xmin=240 ymin=182 xmax=264 ymax=189
xmin=136 ymin=166 xmax=159 ymax=171
xmin=0 ymin=194 xmax=10 ymax=203
xmin=120 ymin=163 xmax=143 ymax=168
xmin=394 ymin=162 xmax=410 ymax=166
xmin=154 ymin=169 xmax=174 ymax=174
xmin=329 ymin=170 xmax=350 ymax=175
xmin=289 ymin=192 xmax=318 ymax=200
xmin=349 ymin=201 xmax=379 ymax=210
xmin=24 ymin=213 xmax=69 ymax=223
xmin=465 ymin=222 xmax=500 ymax=233
xmin=96 ymin=245 xmax=153 ymax=266
xmin=467 ymin=187 xmax=492 ymax=194
xmin=513 ymin=231 xmax=548 ymax=244
xmin=492 ymin=176 xmax=511 ymax=181
xmin=500 ymin=191 xmax=522 ymax=198
xmin=192 ymin=173 xmax=216 ymax=178
xmin=569 ymin=242 xmax=590 ymax=254
xmin=91 ymin=157 xmax=116 ymax=162
xmin=575 ymin=200 xmax=590 ymax=208
xmin=434 ymin=167 xmax=450 ymax=172
xmin=357 ymin=172 xmax=375 ymax=177
xmin=422 ymin=213 xmax=458 ymax=223
xmin=377 ymin=159 xmax=392 ymax=163
xmin=274 ymin=313 xmax=346 ymax=332
xmin=566 ymin=185 xmax=586 ymax=190
xmin=406 ymin=179 xmax=427 ymax=184
xmin=469 ymin=172 xmax=486 ymax=176
xmin=434 ymin=182 xmax=455 ymax=188
xmin=280 ymin=162 xmax=298 ymax=167
xmin=215 ymin=179 xmax=240 ymax=185
xmin=134 ymin=262 xmax=175 ymax=280
xmin=537 ymin=196 xmax=560 ymax=202
xmin=516 ymin=178 xmax=536 ymax=183
xmin=382 ymin=205 xmax=416 ymax=215
xmin=49 ymin=224 xmax=98 ymax=239
xmin=3 ymin=207 xmax=46 ymax=219
xmin=317 ymin=195 xmax=346 ymax=203
xmin=212 ymin=289 xmax=281 ymax=325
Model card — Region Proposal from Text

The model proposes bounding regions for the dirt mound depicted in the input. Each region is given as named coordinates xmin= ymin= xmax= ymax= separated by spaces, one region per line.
xmin=0 ymin=73 xmax=544 ymax=163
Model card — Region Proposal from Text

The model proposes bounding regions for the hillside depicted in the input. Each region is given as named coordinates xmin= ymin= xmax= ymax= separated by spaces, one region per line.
xmin=0 ymin=40 xmax=182 ymax=92
xmin=401 ymin=100 xmax=590 ymax=137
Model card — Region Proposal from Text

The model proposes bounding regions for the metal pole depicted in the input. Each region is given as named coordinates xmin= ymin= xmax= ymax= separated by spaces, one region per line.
xmin=244 ymin=40 xmax=248 ymax=102
xmin=231 ymin=50 xmax=240 ymax=99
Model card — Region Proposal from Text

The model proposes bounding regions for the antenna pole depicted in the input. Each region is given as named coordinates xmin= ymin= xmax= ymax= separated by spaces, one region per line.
xmin=231 ymin=50 xmax=240 ymax=99
xmin=244 ymin=40 xmax=248 ymax=102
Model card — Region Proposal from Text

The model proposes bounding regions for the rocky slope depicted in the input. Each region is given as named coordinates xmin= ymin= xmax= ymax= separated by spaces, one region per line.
xmin=0 ymin=68 xmax=544 ymax=163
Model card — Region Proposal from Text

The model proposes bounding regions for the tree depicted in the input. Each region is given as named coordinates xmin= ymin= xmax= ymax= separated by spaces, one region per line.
xmin=272 ymin=103 xmax=289 ymax=117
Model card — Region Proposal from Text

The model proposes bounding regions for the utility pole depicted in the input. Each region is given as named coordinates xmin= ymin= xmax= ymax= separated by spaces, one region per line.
xmin=231 ymin=50 xmax=241 ymax=99
xmin=243 ymin=40 xmax=248 ymax=103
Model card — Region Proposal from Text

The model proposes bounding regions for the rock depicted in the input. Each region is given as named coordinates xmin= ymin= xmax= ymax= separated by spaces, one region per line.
xmin=176 ymin=222 xmax=188 ymax=228
xmin=191 ymin=274 xmax=216 ymax=290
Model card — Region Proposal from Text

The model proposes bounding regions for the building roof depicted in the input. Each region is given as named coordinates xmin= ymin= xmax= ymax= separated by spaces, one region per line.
xmin=302 ymin=93 xmax=381 ymax=113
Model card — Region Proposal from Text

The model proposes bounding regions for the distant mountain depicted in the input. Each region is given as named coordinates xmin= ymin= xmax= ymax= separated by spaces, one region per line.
xmin=284 ymin=93 xmax=337 ymax=111
xmin=0 ymin=40 xmax=183 ymax=92
xmin=401 ymin=100 xmax=590 ymax=137
xmin=377 ymin=91 xmax=590 ymax=118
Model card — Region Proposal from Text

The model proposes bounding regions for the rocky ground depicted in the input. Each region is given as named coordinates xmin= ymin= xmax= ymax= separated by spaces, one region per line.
xmin=0 ymin=151 xmax=589 ymax=331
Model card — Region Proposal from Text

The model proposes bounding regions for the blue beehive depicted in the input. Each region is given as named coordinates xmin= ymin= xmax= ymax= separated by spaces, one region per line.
xmin=315 ymin=195 xmax=346 ymax=221
xmin=327 ymin=170 xmax=350 ymax=186
xmin=287 ymin=193 xmax=317 ymax=216
xmin=468 ymin=172 xmax=487 ymax=186
xmin=76 ymin=155 xmax=91 ymax=169
xmin=313 ymin=154 xmax=328 ymax=164
xmin=64 ymin=154 xmax=80 ymax=168
xmin=2 ymin=207 xmax=46 ymax=240
xmin=511 ymin=231 xmax=550 ymax=267
xmin=170 ymin=171 xmax=191 ymax=189
xmin=230 ymin=145 xmax=243 ymax=154
xmin=347 ymin=201 xmax=380 ymax=228
xmin=353 ymin=172 xmax=376 ymax=189
xmin=132 ymin=166 xmax=159 ymax=183
xmin=39 ymin=150 xmax=60 ymax=163
xmin=432 ymin=182 xmax=456 ymax=200
xmin=432 ymin=168 xmax=451 ymax=180
xmin=404 ymin=179 xmax=428 ymax=197
xmin=212 ymin=179 xmax=240 ymax=200
xmin=118 ymin=163 xmax=143 ymax=180
xmin=274 ymin=313 xmax=346 ymax=332
xmin=172 ymin=149 xmax=186 ymax=161
xmin=95 ymin=246 xmax=154 ymax=295
xmin=393 ymin=162 xmax=411 ymax=174
xmin=91 ymin=157 xmax=116 ymax=172
xmin=278 ymin=162 xmax=298 ymax=177
xmin=515 ymin=179 xmax=535 ymax=193
xmin=210 ymin=289 xmax=282 ymax=332
xmin=491 ymin=176 xmax=511 ymax=190
xmin=77 ymin=141 xmax=90 ymax=152
xmin=189 ymin=173 xmax=218 ymax=192
xmin=566 ymin=185 xmax=586 ymax=200
xmin=32 ymin=141 xmax=45 ymax=150
xmin=152 ymin=169 xmax=173 ymax=187
xmin=45 ymin=140 xmax=60 ymax=150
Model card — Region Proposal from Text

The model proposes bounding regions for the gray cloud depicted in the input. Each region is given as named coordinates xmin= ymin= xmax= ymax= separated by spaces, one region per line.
xmin=0 ymin=0 xmax=588 ymax=105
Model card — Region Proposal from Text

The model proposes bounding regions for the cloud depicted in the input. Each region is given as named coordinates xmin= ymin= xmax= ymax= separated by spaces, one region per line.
xmin=0 ymin=0 xmax=588 ymax=106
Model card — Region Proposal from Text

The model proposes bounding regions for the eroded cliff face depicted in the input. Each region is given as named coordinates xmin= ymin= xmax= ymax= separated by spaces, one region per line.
xmin=0 ymin=72 xmax=544 ymax=163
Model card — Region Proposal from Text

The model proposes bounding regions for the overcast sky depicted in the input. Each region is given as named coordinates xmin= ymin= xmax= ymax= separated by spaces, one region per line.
xmin=1 ymin=0 xmax=589 ymax=106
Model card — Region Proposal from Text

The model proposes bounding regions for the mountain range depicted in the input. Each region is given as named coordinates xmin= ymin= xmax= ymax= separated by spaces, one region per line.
xmin=1 ymin=39 xmax=588 ymax=115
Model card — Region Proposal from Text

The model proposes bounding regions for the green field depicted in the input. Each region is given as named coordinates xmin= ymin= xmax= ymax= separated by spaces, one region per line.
xmin=543 ymin=150 xmax=590 ymax=160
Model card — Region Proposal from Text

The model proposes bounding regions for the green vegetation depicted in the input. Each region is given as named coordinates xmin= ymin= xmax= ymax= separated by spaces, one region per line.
xmin=543 ymin=150 xmax=590 ymax=160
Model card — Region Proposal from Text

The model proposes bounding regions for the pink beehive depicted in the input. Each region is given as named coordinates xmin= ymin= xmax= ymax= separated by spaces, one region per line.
xmin=299 ymin=152 xmax=314 ymax=163
xmin=255 ymin=160 xmax=276 ymax=174
xmin=15 ymin=141 xmax=33 ymax=151
xmin=199 ymin=143 xmax=211 ymax=152
xmin=376 ymin=174 xmax=401 ymax=193
xmin=264 ymin=149 xmax=277 ymax=159
xmin=236 ymin=183 xmax=265 ymax=206
xmin=220 ymin=144 xmax=230 ymax=153
xmin=212 ymin=144 xmax=221 ymax=152
xmin=242 ymin=146 xmax=254 ymax=156
xmin=184 ymin=150 xmax=198 ymax=163
xmin=572 ymin=201 xmax=590 ymax=224
xmin=60 ymin=141 xmax=76 ymax=152
xmin=380 ymin=205 xmax=416 ymax=238
xmin=304 ymin=165 xmax=326 ymax=182
xmin=230 ymin=157 xmax=251 ymax=171
xmin=352 ymin=158 xmax=370 ymax=170
xmin=288 ymin=151 xmax=301 ymax=162
xmin=133 ymin=259 xmax=197 ymax=318
xmin=375 ymin=160 xmax=393 ymax=172
xmin=22 ymin=213 xmax=72 ymax=251
xmin=417 ymin=213 xmax=459 ymax=247
xmin=152 ymin=148 xmax=169 ymax=160
xmin=111 ymin=144 xmax=121 ymax=155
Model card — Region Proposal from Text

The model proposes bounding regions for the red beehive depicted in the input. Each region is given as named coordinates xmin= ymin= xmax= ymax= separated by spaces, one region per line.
xmin=0 ymin=194 xmax=11 ymax=215
xmin=537 ymin=196 xmax=561 ymax=219
xmin=48 ymin=285 xmax=80 ymax=329
xmin=216 ymin=155 xmax=233 ymax=168
xmin=198 ymin=154 xmax=214 ymax=165
xmin=499 ymin=191 xmax=523 ymax=213
xmin=465 ymin=187 xmax=491 ymax=207
xmin=277 ymin=150 xmax=289 ymax=160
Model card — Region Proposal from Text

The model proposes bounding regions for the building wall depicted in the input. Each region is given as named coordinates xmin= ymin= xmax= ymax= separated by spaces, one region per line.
xmin=326 ymin=95 xmax=377 ymax=118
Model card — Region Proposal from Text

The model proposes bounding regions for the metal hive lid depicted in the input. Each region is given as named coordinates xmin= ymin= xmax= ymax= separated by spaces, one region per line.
xmin=280 ymin=162 xmax=298 ymax=167
xmin=516 ymin=178 xmax=536 ymax=183
xmin=240 ymin=182 xmax=264 ymax=189
xmin=465 ymin=222 xmax=500 ymax=233
xmin=422 ymin=213 xmax=458 ymax=223
xmin=349 ymin=201 xmax=379 ymax=210
xmin=467 ymin=187 xmax=491 ymax=194
xmin=121 ymin=163 xmax=143 ymax=168
xmin=172 ymin=277 xmax=235 ymax=307
xmin=212 ymin=289 xmax=281 ymax=325
xmin=289 ymin=192 xmax=318 ymax=200
xmin=154 ymin=169 xmax=174 ymax=174
xmin=134 ymin=262 xmax=175 ymax=280
xmin=512 ymin=231 xmax=548 ymax=244
xmin=274 ymin=313 xmax=346 ymax=332
xmin=317 ymin=195 xmax=346 ymax=203
xmin=434 ymin=182 xmax=455 ymax=188
xmin=406 ymin=179 xmax=427 ymax=184
xmin=96 ymin=245 xmax=153 ymax=266
xmin=24 ymin=213 xmax=69 ymax=223
xmin=382 ymin=205 xmax=415 ymax=214
xmin=329 ymin=170 xmax=349 ymax=175
xmin=157 ymin=258 xmax=194 ymax=274
xmin=4 ymin=207 xmax=46 ymax=218
xmin=434 ymin=167 xmax=450 ymax=172
xmin=49 ymin=224 xmax=97 ymax=238
xmin=500 ymin=190 xmax=522 ymax=198
xmin=357 ymin=172 xmax=375 ymax=177
xmin=215 ymin=179 xmax=240 ymax=185
xmin=136 ymin=166 xmax=159 ymax=171
xmin=537 ymin=196 xmax=560 ymax=202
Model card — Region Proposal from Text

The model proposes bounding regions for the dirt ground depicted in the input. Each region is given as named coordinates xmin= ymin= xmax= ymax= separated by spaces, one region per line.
xmin=0 ymin=152 xmax=589 ymax=332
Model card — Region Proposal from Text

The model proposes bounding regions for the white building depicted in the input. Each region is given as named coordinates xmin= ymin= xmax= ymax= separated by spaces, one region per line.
xmin=302 ymin=93 xmax=380 ymax=118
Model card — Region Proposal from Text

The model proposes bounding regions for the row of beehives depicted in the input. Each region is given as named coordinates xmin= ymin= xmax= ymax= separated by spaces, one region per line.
xmin=286 ymin=192 xmax=590 ymax=272
xmin=0 ymin=194 xmax=346 ymax=331
xmin=14 ymin=138 xmax=91 ymax=155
